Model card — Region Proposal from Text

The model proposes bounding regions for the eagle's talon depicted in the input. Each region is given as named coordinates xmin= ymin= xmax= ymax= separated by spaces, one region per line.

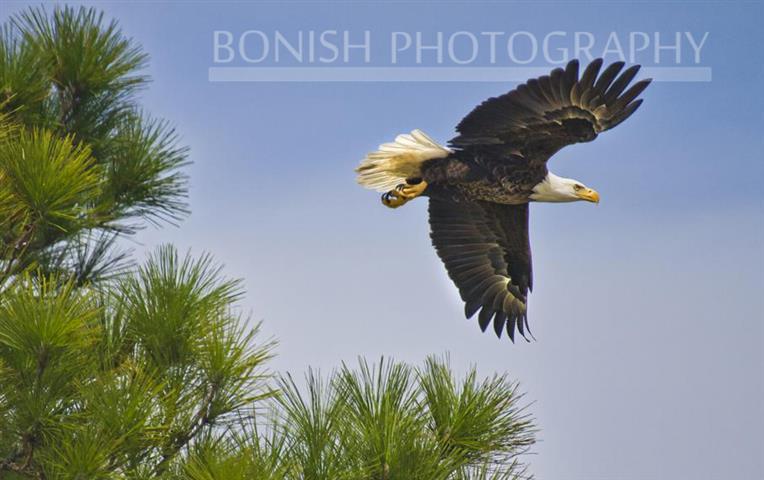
xmin=382 ymin=181 xmax=428 ymax=209
xmin=381 ymin=191 xmax=406 ymax=208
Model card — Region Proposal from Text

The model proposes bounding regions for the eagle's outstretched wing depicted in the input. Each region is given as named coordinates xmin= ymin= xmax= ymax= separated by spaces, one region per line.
xmin=450 ymin=58 xmax=651 ymax=160
xmin=428 ymin=197 xmax=532 ymax=341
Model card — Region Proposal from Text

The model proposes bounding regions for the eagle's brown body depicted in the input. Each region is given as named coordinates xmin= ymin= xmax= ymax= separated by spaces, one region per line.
xmin=420 ymin=152 xmax=549 ymax=205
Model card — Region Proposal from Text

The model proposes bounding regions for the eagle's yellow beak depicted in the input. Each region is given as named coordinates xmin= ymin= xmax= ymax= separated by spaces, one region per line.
xmin=577 ymin=188 xmax=600 ymax=204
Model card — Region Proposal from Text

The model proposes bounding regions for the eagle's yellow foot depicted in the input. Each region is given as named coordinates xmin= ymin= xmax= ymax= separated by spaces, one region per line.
xmin=381 ymin=180 xmax=428 ymax=208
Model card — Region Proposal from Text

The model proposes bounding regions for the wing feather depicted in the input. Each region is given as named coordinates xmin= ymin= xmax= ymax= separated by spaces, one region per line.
xmin=428 ymin=197 xmax=532 ymax=340
xmin=451 ymin=58 xmax=651 ymax=160
xmin=604 ymin=64 xmax=640 ymax=102
xmin=578 ymin=58 xmax=603 ymax=91
xmin=593 ymin=61 xmax=625 ymax=93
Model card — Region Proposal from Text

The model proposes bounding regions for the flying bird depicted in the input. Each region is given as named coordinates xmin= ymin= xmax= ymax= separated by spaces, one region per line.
xmin=355 ymin=58 xmax=651 ymax=341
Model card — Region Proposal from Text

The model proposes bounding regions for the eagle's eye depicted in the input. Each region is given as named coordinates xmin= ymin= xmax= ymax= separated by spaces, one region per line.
xmin=573 ymin=184 xmax=583 ymax=191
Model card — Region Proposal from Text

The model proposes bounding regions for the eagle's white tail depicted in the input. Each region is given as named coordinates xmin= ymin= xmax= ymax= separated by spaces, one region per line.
xmin=355 ymin=129 xmax=451 ymax=192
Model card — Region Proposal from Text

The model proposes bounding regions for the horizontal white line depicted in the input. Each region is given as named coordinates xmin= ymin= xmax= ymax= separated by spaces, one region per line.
xmin=208 ymin=66 xmax=711 ymax=82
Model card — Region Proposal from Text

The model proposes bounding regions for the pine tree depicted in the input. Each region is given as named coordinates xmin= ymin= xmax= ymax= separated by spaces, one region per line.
xmin=0 ymin=6 xmax=188 ymax=288
xmin=0 ymin=6 xmax=536 ymax=479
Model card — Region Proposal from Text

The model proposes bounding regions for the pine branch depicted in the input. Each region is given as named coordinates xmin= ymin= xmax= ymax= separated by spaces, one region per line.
xmin=152 ymin=382 xmax=220 ymax=476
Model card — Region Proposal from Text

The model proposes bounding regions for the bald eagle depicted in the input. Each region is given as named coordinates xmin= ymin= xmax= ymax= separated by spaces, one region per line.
xmin=356 ymin=58 xmax=651 ymax=341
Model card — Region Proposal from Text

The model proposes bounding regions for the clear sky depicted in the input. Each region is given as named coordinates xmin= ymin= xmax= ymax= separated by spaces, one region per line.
xmin=3 ymin=1 xmax=763 ymax=478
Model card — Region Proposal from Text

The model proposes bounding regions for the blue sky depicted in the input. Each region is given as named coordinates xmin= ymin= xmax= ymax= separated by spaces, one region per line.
xmin=4 ymin=1 xmax=763 ymax=478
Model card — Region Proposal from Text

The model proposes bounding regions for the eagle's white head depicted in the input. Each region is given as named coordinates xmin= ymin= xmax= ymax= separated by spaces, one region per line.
xmin=529 ymin=172 xmax=600 ymax=203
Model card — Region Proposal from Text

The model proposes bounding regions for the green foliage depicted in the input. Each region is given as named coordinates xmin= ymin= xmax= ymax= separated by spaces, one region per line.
xmin=0 ymin=26 xmax=49 ymax=126
xmin=171 ymin=358 xmax=534 ymax=480
xmin=14 ymin=6 xmax=147 ymax=138
xmin=0 ymin=278 xmax=99 ymax=456
xmin=0 ymin=5 xmax=188 ymax=287
xmin=101 ymin=114 xmax=189 ymax=228
xmin=0 ymin=247 xmax=274 ymax=478
xmin=0 ymin=254 xmax=535 ymax=479
xmin=0 ymin=129 xmax=100 ymax=253
xmin=419 ymin=357 xmax=533 ymax=467
xmin=333 ymin=359 xmax=444 ymax=479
